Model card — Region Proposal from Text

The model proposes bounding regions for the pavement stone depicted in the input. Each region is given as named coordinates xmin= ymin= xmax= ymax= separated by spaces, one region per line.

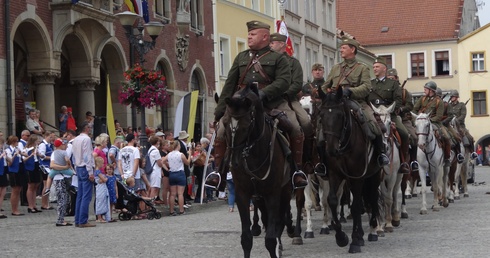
xmin=2 ymin=167 xmax=490 ymax=257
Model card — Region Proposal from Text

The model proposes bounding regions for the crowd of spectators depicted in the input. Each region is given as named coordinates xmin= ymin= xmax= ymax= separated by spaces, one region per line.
xmin=0 ymin=107 xmax=231 ymax=224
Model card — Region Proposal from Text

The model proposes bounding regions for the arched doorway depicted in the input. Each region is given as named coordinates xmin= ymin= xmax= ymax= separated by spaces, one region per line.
xmin=190 ymin=69 xmax=205 ymax=143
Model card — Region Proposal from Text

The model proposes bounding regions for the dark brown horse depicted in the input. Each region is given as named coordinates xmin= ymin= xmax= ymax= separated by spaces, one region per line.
xmin=222 ymin=83 xmax=295 ymax=258
xmin=319 ymin=86 xmax=382 ymax=253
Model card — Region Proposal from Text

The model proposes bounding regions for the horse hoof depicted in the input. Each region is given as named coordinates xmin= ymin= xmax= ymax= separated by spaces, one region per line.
xmin=349 ymin=244 xmax=362 ymax=253
xmin=385 ymin=226 xmax=394 ymax=233
xmin=320 ymin=227 xmax=330 ymax=235
xmin=443 ymin=202 xmax=449 ymax=208
xmin=346 ymin=214 xmax=353 ymax=220
xmin=340 ymin=217 xmax=347 ymax=223
xmin=392 ymin=220 xmax=401 ymax=227
xmin=314 ymin=206 xmax=322 ymax=211
xmin=304 ymin=231 xmax=314 ymax=239
xmin=448 ymin=199 xmax=454 ymax=203
xmin=454 ymin=196 xmax=460 ymax=200
xmin=251 ymin=225 xmax=261 ymax=237
xmin=368 ymin=233 xmax=378 ymax=242
xmin=432 ymin=206 xmax=440 ymax=212
xmin=412 ymin=194 xmax=418 ymax=197
xmin=376 ymin=230 xmax=385 ymax=237
xmin=335 ymin=232 xmax=349 ymax=247
xmin=420 ymin=210 xmax=428 ymax=215
xmin=292 ymin=237 xmax=303 ymax=245
xmin=464 ymin=194 xmax=469 ymax=198
xmin=405 ymin=195 xmax=412 ymax=199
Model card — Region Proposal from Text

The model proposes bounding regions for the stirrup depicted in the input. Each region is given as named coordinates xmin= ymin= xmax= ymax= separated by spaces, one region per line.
xmin=457 ymin=154 xmax=464 ymax=164
xmin=292 ymin=170 xmax=308 ymax=189
xmin=471 ymin=152 xmax=478 ymax=160
xmin=377 ymin=153 xmax=390 ymax=167
xmin=410 ymin=161 xmax=419 ymax=172
xmin=204 ymin=172 xmax=221 ymax=190
xmin=314 ymin=163 xmax=328 ymax=177
xmin=399 ymin=163 xmax=410 ymax=174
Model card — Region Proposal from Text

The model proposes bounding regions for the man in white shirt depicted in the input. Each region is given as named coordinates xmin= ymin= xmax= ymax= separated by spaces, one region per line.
xmin=72 ymin=122 xmax=96 ymax=228
xmin=118 ymin=134 xmax=140 ymax=187
xmin=147 ymin=136 xmax=163 ymax=199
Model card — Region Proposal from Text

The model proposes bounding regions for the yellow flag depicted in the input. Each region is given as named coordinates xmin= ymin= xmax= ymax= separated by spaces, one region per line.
xmin=106 ymin=74 xmax=117 ymax=144
xmin=187 ymin=90 xmax=199 ymax=141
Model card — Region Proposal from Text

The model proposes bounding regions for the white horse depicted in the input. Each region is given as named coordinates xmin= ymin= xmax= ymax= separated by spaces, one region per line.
xmin=372 ymin=103 xmax=403 ymax=233
xmin=411 ymin=112 xmax=445 ymax=214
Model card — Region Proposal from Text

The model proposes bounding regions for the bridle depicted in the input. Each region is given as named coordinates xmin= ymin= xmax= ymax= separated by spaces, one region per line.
xmin=322 ymin=101 xmax=351 ymax=155
xmin=415 ymin=116 xmax=438 ymax=163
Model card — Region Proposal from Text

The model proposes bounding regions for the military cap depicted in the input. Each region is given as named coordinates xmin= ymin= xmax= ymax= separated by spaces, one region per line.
xmin=340 ymin=37 xmax=360 ymax=48
xmin=373 ymin=57 xmax=387 ymax=67
xmin=311 ymin=63 xmax=324 ymax=70
xmin=246 ymin=20 xmax=270 ymax=31
xmin=387 ymin=68 xmax=398 ymax=76
xmin=270 ymin=33 xmax=287 ymax=42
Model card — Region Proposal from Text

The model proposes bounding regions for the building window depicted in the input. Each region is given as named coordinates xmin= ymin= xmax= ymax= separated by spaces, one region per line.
xmin=305 ymin=0 xmax=316 ymax=23
xmin=190 ymin=0 xmax=204 ymax=33
xmin=237 ymin=41 xmax=246 ymax=53
xmin=327 ymin=1 xmax=334 ymax=31
xmin=472 ymin=52 xmax=485 ymax=71
xmin=378 ymin=54 xmax=393 ymax=69
xmin=294 ymin=42 xmax=300 ymax=59
xmin=219 ymin=37 xmax=230 ymax=77
xmin=251 ymin=0 xmax=259 ymax=11
xmin=156 ymin=62 xmax=169 ymax=130
xmin=434 ymin=50 xmax=450 ymax=76
xmin=155 ymin=0 xmax=170 ymax=22
xmin=473 ymin=91 xmax=487 ymax=115
xmin=287 ymin=0 xmax=298 ymax=13
xmin=410 ymin=52 xmax=425 ymax=78
xmin=306 ymin=48 xmax=311 ymax=77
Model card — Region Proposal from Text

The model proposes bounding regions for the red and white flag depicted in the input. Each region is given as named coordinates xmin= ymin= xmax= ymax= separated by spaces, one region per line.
xmin=276 ymin=20 xmax=294 ymax=56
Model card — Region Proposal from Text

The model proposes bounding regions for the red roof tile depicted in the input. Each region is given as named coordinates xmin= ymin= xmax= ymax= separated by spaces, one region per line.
xmin=337 ymin=0 xmax=464 ymax=46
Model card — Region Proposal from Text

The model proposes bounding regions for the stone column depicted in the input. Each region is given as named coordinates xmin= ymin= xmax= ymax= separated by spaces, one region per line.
xmin=74 ymin=79 xmax=98 ymax=124
xmin=31 ymin=72 xmax=60 ymax=131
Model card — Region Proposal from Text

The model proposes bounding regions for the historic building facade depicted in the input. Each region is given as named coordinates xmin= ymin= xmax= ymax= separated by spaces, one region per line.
xmin=0 ymin=0 xmax=215 ymax=140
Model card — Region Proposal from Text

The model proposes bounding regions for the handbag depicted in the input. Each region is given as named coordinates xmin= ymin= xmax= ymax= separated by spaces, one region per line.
xmin=193 ymin=152 xmax=207 ymax=167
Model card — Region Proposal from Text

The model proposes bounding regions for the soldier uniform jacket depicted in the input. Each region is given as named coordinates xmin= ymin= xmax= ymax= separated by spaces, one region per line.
xmin=368 ymin=77 xmax=402 ymax=118
xmin=215 ymin=46 xmax=291 ymax=121
xmin=448 ymin=101 xmax=467 ymax=125
xmin=303 ymin=78 xmax=325 ymax=96
xmin=321 ymin=58 xmax=371 ymax=103
xmin=284 ymin=53 xmax=303 ymax=102
xmin=413 ymin=96 xmax=444 ymax=123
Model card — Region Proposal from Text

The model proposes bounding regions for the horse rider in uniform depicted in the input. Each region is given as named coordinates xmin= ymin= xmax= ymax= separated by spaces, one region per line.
xmin=387 ymin=68 xmax=419 ymax=172
xmin=437 ymin=88 xmax=464 ymax=163
xmin=412 ymin=81 xmax=452 ymax=164
xmin=321 ymin=37 xmax=390 ymax=167
xmin=269 ymin=32 xmax=310 ymax=184
xmin=445 ymin=90 xmax=478 ymax=160
xmin=368 ymin=58 xmax=410 ymax=174
xmin=206 ymin=21 xmax=308 ymax=190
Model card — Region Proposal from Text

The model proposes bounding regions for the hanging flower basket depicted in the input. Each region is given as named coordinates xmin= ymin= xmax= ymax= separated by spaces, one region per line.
xmin=118 ymin=63 xmax=170 ymax=109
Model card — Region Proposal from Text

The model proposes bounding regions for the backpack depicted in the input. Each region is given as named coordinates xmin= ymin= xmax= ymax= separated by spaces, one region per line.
xmin=144 ymin=149 xmax=157 ymax=175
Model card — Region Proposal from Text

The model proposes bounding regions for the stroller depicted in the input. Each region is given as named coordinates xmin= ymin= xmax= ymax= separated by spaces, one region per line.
xmin=116 ymin=180 xmax=162 ymax=220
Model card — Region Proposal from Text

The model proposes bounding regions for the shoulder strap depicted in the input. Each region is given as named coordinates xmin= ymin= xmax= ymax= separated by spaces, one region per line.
xmin=237 ymin=50 xmax=272 ymax=88
xmin=336 ymin=63 xmax=361 ymax=89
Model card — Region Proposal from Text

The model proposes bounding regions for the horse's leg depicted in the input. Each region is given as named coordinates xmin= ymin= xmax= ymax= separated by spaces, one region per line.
xmin=381 ymin=174 xmax=394 ymax=233
xmin=328 ymin=177 xmax=348 ymax=248
xmin=292 ymin=188 xmax=304 ymax=245
xmin=236 ymin=187 xmax=253 ymax=258
xmin=392 ymin=173 xmax=403 ymax=227
xmin=461 ymin=158 xmax=469 ymax=197
xmin=448 ymin=162 xmax=456 ymax=203
xmin=251 ymin=198 xmax=262 ymax=236
xmin=349 ymin=179 xmax=365 ymax=253
xmin=339 ymin=185 xmax=349 ymax=223
xmin=418 ymin=150 xmax=428 ymax=214
xmin=430 ymin=164 xmax=443 ymax=212
xmin=442 ymin=162 xmax=450 ymax=208
xmin=264 ymin=196 xmax=281 ymax=258
xmin=304 ymin=182 xmax=315 ymax=238
xmin=400 ymin=174 xmax=409 ymax=219
xmin=320 ymin=179 xmax=331 ymax=234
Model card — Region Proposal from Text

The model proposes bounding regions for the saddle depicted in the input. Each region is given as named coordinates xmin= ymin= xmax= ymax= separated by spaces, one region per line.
xmin=267 ymin=109 xmax=293 ymax=135
xmin=344 ymin=99 xmax=376 ymax=140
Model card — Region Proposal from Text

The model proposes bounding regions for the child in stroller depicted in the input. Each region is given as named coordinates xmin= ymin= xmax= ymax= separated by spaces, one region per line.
xmin=117 ymin=178 xmax=162 ymax=220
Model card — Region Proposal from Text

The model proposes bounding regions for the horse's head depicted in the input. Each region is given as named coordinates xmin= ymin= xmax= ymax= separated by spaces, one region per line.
xmin=224 ymin=83 xmax=263 ymax=145
xmin=321 ymin=86 xmax=347 ymax=156
xmin=371 ymin=103 xmax=395 ymax=137
xmin=411 ymin=111 xmax=432 ymax=151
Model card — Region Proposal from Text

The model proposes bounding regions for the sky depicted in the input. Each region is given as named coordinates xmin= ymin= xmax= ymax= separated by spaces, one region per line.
xmin=479 ymin=0 xmax=490 ymax=26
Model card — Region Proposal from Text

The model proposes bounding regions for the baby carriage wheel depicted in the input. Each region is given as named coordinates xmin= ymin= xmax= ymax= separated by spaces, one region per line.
xmin=147 ymin=212 xmax=155 ymax=220
xmin=119 ymin=212 xmax=132 ymax=221
xmin=155 ymin=212 xmax=162 ymax=219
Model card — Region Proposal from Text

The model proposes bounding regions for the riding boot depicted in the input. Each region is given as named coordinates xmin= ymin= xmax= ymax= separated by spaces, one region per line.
xmin=443 ymin=137 xmax=451 ymax=164
xmin=291 ymin=134 xmax=308 ymax=189
xmin=204 ymin=138 xmax=227 ymax=190
xmin=409 ymin=143 xmax=419 ymax=172
xmin=302 ymin=136 xmax=315 ymax=174
xmin=315 ymin=143 xmax=328 ymax=177
xmin=399 ymin=140 xmax=410 ymax=174
xmin=375 ymin=135 xmax=390 ymax=167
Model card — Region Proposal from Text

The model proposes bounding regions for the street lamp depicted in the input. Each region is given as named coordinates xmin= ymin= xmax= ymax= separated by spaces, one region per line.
xmin=116 ymin=11 xmax=164 ymax=155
